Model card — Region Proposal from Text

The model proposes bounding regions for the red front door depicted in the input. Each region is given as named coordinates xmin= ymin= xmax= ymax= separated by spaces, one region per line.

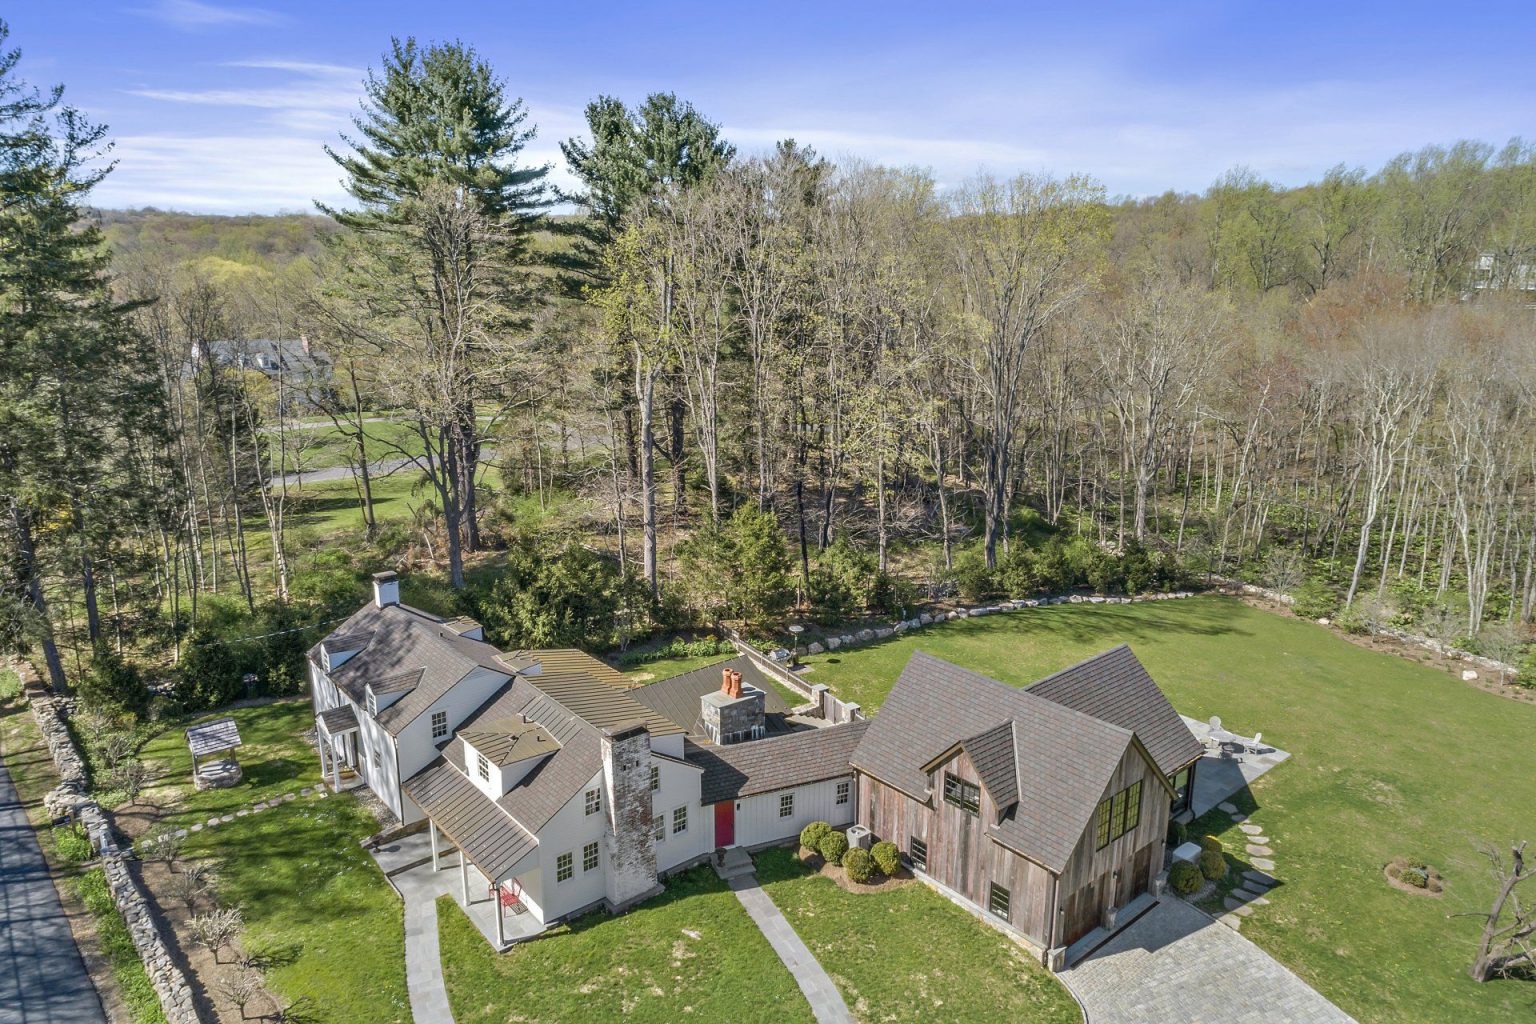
xmin=714 ymin=801 xmax=735 ymax=848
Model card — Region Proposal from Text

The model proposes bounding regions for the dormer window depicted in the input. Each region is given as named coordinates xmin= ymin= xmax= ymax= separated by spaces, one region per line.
xmin=476 ymin=753 xmax=489 ymax=782
xmin=942 ymin=772 xmax=980 ymax=815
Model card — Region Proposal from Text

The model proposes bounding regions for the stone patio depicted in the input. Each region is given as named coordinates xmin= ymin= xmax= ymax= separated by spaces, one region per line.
xmin=1180 ymin=715 xmax=1291 ymax=817
xmin=1059 ymin=896 xmax=1356 ymax=1023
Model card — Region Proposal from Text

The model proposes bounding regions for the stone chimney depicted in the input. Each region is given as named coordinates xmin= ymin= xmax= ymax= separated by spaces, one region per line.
xmin=701 ymin=666 xmax=764 ymax=745
xmin=372 ymin=570 xmax=400 ymax=608
xmin=600 ymin=724 xmax=662 ymax=913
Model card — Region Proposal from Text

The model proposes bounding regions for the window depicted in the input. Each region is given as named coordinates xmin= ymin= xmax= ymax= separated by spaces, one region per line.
xmin=672 ymin=805 xmax=688 ymax=834
xmin=909 ymin=836 xmax=928 ymax=872
xmin=583 ymin=841 xmax=600 ymax=872
xmin=650 ymin=765 xmax=660 ymax=792
xmin=835 ymin=780 xmax=850 ymax=806
xmin=556 ymin=851 xmax=573 ymax=883
xmin=476 ymin=753 xmax=489 ymax=782
xmin=652 ymin=815 xmax=665 ymax=842
xmin=988 ymin=882 xmax=1011 ymax=920
xmin=366 ymin=689 xmax=377 ymax=716
xmin=779 ymin=793 xmax=795 ymax=818
xmin=1123 ymin=780 xmax=1143 ymax=833
xmin=943 ymin=772 xmax=980 ymax=815
xmin=585 ymin=788 xmax=601 ymax=816
xmin=431 ymin=711 xmax=448 ymax=740
xmin=1094 ymin=799 xmax=1112 ymax=850
xmin=1111 ymin=789 xmax=1128 ymax=839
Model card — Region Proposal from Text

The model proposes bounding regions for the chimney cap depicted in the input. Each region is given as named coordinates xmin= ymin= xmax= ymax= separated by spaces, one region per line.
xmin=372 ymin=570 xmax=398 ymax=582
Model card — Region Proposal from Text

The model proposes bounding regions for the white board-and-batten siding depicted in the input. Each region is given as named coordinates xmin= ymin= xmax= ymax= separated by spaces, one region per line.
xmin=728 ymin=775 xmax=855 ymax=849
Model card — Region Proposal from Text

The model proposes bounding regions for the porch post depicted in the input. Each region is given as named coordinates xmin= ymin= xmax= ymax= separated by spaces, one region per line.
xmin=429 ymin=821 xmax=440 ymax=872
xmin=459 ymin=848 xmax=470 ymax=905
xmin=331 ymin=737 xmax=341 ymax=791
xmin=493 ymin=879 xmax=506 ymax=946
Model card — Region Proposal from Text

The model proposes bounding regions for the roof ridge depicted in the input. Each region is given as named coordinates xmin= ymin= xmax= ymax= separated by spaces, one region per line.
xmin=1024 ymin=643 xmax=1134 ymax=692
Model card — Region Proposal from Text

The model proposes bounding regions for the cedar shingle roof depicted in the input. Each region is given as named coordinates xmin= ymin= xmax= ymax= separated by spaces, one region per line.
xmin=1025 ymin=644 xmax=1204 ymax=774
xmin=628 ymin=656 xmax=793 ymax=740
xmin=310 ymin=602 xmax=511 ymax=737
xmin=850 ymin=650 xmax=1160 ymax=873
xmin=690 ymin=720 xmax=869 ymax=805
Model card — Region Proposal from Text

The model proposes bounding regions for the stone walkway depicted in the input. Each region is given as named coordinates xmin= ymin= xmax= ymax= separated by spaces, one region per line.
xmin=1213 ymin=802 xmax=1278 ymax=930
xmin=729 ymin=875 xmax=852 ymax=1024
xmin=401 ymin=890 xmax=455 ymax=1024
xmin=169 ymin=785 xmax=323 ymax=839
xmin=0 ymin=756 xmax=107 ymax=1024
xmin=1059 ymin=897 xmax=1356 ymax=1023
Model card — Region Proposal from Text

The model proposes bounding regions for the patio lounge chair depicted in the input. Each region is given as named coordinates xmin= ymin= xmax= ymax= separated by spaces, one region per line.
xmin=1204 ymin=716 xmax=1222 ymax=748
xmin=1245 ymin=731 xmax=1263 ymax=754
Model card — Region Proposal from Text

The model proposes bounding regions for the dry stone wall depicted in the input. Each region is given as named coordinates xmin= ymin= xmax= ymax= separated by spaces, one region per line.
xmin=9 ymin=658 xmax=205 ymax=1024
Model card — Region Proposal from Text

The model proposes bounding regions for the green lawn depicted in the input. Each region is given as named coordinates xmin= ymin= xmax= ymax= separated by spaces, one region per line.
xmin=137 ymin=699 xmax=322 ymax=830
xmin=803 ymin=595 xmax=1536 ymax=1024
xmin=437 ymin=865 xmax=816 ymax=1024
xmin=755 ymin=849 xmax=1080 ymax=1024
xmin=139 ymin=700 xmax=409 ymax=1024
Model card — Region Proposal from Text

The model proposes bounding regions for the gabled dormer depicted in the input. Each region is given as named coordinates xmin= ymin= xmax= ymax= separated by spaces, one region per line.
xmin=460 ymin=715 xmax=561 ymax=799
xmin=922 ymin=720 xmax=1021 ymax=827
xmin=320 ymin=631 xmax=374 ymax=674
xmin=363 ymin=669 xmax=424 ymax=718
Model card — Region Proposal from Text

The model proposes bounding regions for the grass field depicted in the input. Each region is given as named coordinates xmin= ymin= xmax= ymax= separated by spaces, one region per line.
xmin=755 ymin=848 xmax=1080 ymax=1024
xmin=437 ymin=865 xmax=816 ymax=1024
xmin=802 ymin=595 xmax=1536 ymax=1024
xmin=138 ymin=700 xmax=409 ymax=1023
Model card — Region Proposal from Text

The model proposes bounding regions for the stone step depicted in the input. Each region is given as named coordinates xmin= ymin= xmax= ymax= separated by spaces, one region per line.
xmin=1218 ymin=913 xmax=1243 ymax=930
xmin=1246 ymin=844 xmax=1275 ymax=857
xmin=1250 ymin=857 xmax=1276 ymax=872
xmin=1222 ymin=897 xmax=1255 ymax=916
xmin=1217 ymin=801 xmax=1238 ymax=813
xmin=1230 ymin=813 xmax=1248 ymax=823
xmin=1243 ymin=869 xmax=1278 ymax=887
xmin=713 ymin=845 xmax=756 ymax=881
xmin=1238 ymin=823 xmax=1263 ymax=835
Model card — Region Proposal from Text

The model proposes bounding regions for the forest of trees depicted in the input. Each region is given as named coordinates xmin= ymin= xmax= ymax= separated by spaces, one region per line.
xmin=5 ymin=23 xmax=1536 ymax=708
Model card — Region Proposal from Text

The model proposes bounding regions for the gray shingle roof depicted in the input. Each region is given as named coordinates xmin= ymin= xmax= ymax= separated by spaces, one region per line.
xmin=400 ymin=757 xmax=538 ymax=883
xmin=185 ymin=717 xmax=241 ymax=758
xmin=628 ymin=656 xmax=793 ymax=740
xmin=690 ymin=720 xmax=869 ymax=805
xmin=849 ymin=650 xmax=1155 ymax=873
xmin=1025 ymin=644 xmax=1204 ymax=775
xmin=517 ymin=650 xmax=684 ymax=738
xmin=310 ymin=602 xmax=511 ymax=737
xmin=316 ymin=704 xmax=359 ymax=735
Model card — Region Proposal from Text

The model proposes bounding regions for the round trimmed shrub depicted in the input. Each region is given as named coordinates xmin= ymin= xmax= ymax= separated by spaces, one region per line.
xmin=1400 ymin=866 xmax=1429 ymax=889
xmin=1198 ymin=834 xmax=1223 ymax=855
xmin=843 ymin=847 xmax=875 ymax=883
xmin=800 ymin=821 xmax=832 ymax=852
xmin=1169 ymin=861 xmax=1203 ymax=895
xmin=870 ymin=840 xmax=900 ymax=877
xmin=1199 ymin=847 xmax=1227 ymax=881
xmin=1166 ymin=820 xmax=1188 ymax=848
xmin=818 ymin=830 xmax=849 ymax=867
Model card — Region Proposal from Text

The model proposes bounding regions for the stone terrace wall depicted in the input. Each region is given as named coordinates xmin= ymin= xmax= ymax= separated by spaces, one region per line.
xmin=10 ymin=658 xmax=205 ymax=1024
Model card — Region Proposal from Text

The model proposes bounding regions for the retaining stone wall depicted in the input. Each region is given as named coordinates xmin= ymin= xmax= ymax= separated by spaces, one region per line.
xmin=9 ymin=658 xmax=205 ymax=1024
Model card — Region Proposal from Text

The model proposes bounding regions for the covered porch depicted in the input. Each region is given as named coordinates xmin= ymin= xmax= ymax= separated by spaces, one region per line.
xmin=374 ymin=826 xmax=546 ymax=950
xmin=316 ymin=703 xmax=366 ymax=792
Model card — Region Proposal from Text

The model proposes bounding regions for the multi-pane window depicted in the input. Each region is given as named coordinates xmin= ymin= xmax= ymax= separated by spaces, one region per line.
xmin=1094 ymin=780 xmax=1144 ymax=849
xmin=652 ymin=815 xmax=665 ymax=842
xmin=431 ymin=711 xmax=448 ymax=739
xmin=476 ymin=752 xmax=490 ymax=782
xmin=779 ymin=793 xmax=795 ymax=818
xmin=988 ymin=882 xmax=1011 ymax=920
xmin=366 ymin=690 xmax=377 ymax=716
xmin=672 ymin=805 xmax=688 ymax=834
xmin=909 ymin=836 xmax=928 ymax=872
xmin=583 ymin=841 xmax=599 ymax=872
xmin=943 ymin=772 xmax=980 ymax=815
xmin=585 ymin=788 xmax=601 ymax=816
xmin=650 ymin=765 xmax=660 ymax=792
xmin=835 ymin=780 xmax=850 ymax=805
xmin=556 ymin=851 xmax=573 ymax=883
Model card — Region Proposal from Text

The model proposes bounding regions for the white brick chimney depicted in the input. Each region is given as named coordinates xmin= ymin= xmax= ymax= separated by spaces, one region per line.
xmin=372 ymin=570 xmax=400 ymax=608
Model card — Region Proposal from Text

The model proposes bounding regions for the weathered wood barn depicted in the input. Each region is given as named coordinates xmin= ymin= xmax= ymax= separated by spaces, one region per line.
xmin=849 ymin=647 xmax=1203 ymax=960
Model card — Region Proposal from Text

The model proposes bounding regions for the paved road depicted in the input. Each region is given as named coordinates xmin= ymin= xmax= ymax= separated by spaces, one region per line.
xmin=0 ymin=756 xmax=106 ymax=1024
xmin=1059 ymin=896 xmax=1355 ymax=1023
xmin=270 ymin=447 xmax=500 ymax=488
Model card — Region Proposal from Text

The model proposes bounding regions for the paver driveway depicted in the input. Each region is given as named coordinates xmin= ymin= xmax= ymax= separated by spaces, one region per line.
xmin=0 ymin=756 xmax=106 ymax=1024
xmin=1059 ymin=897 xmax=1355 ymax=1024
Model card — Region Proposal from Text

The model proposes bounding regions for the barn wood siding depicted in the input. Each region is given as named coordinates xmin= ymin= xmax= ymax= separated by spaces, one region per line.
xmin=858 ymin=752 xmax=1056 ymax=947
xmin=1056 ymin=742 xmax=1170 ymax=946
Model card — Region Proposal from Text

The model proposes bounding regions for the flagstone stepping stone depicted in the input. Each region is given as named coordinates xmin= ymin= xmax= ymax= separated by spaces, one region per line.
xmin=1238 ymin=823 xmax=1263 ymax=835
xmin=190 ymin=823 xmax=203 ymax=832
xmin=252 ymin=801 xmax=267 ymax=811
xmin=282 ymin=793 xmax=296 ymax=802
xmin=236 ymin=808 xmax=249 ymax=817
xmin=300 ymin=787 xmax=312 ymax=796
xmin=206 ymin=818 xmax=220 ymax=828
xmin=1246 ymin=844 xmax=1274 ymax=857
xmin=318 ymin=792 xmax=328 ymax=798
xmin=1243 ymin=869 xmax=1277 ymax=887
xmin=175 ymin=829 xmax=188 ymax=838
xmin=1222 ymin=898 xmax=1254 ymax=916
xmin=220 ymin=814 xmax=235 ymax=823
xmin=1247 ymin=835 xmax=1270 ymax=844
xmin=1237 ymin=891 xmax=1270 ymax=906
xmin=1251 ymin=857 xmax=1276 ymax=872
xmin=1218 ymin=801 xmax=1238 ymax=813
xmin=1230 ymin=813 xmax=1248 ymax=823
xmin=1218 ymin=913 xmax=1243 ymax=930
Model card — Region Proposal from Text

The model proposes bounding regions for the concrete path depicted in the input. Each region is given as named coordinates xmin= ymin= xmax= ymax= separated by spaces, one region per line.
xmin=1059 ymin=897 xmax=1355 ymax=1023
xmin=400 ymin=892 xmax=455 ymax=1024
xmin=729 ymin=876 xmax=852 ymax=1024
xmin=0 ymin=756 xmax=106 ymax=1024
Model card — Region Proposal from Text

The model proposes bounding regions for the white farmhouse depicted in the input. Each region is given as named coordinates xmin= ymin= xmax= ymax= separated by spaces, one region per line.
xmin=309 ymin=572 xmax=865 ymax=947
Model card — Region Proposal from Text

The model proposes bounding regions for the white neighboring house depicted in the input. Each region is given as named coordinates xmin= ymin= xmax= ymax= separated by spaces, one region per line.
xmin=309 ymin=573 xmax=867 ymax=947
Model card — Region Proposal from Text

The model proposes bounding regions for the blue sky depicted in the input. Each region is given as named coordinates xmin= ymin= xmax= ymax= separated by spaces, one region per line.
xmin=11 ymin=1 xmax=1536 ymax=213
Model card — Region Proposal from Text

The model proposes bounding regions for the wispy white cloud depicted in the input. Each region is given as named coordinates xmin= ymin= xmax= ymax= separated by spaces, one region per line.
xmin=93 ymin=133 xmax=342 ymax=213
xmin=128 ymin=0 xmax=282 ymax=31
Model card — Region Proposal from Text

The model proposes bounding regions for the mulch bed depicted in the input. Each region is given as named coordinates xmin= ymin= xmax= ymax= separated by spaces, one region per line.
xmin=795 ymin=846 xmax=914 ymax=894
xmin=1384 ymin=857 xmax=1445 ymax=898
